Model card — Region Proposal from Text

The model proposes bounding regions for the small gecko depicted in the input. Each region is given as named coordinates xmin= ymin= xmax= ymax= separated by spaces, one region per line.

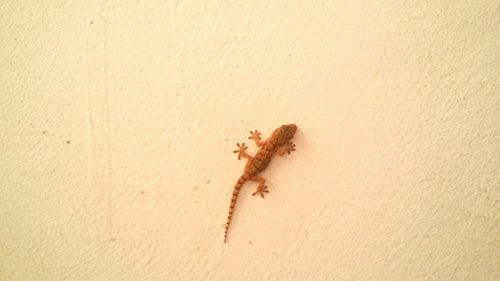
xmin=224 ymin=124 xmax=297 ymax=243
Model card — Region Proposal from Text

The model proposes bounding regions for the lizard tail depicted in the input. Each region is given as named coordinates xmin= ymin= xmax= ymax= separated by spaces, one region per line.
xmin=224 ymin=175 xmax=246 ymax=243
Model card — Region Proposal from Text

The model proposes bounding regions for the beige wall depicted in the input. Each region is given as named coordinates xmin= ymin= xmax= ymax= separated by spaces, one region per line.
xmin=1 ymin=1 xmax=499 ymax=280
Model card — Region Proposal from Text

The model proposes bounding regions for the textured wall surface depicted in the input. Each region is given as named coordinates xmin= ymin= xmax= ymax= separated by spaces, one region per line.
xmin=1 ymin=1 xmax=499 ymax=280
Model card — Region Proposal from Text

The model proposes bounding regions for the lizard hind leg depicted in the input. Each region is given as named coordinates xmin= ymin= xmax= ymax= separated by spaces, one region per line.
xmin=250 ymin=175 xmax=269 ymax=198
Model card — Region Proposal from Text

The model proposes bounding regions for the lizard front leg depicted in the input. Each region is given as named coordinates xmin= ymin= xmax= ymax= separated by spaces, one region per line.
xmin=248 ymin=130 xmax=266 ymax=147
xmin=250 ymin=175 xmax=268 ymax=198
xmin=278 ymin=141 xmax=296 ymax=156
xmin=233 ymin=143 xmax=252 ymax=160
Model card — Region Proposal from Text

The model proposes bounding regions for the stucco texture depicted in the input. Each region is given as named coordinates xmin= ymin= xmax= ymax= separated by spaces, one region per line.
xmin=1 ymin=1 xmax=499 ymax=280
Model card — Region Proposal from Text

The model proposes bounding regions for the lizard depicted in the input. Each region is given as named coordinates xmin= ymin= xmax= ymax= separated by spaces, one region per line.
xmin=224 ymin=124 xmax=297 ymax=243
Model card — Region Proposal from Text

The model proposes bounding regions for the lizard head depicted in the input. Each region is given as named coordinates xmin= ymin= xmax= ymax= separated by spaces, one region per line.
xmin=282 ymin=124 xmax=297 ymax=135
xmin=279 ymin=124 xmax=297 ymax=142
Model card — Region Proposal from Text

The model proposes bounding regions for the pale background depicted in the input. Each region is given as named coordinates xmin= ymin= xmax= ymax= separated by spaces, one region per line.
xmin=1 ymin=1 xmax=499 ymax=280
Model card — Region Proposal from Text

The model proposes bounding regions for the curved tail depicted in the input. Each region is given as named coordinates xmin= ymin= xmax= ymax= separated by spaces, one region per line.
xmin=224 ymin=175 xmax=246 ymax=243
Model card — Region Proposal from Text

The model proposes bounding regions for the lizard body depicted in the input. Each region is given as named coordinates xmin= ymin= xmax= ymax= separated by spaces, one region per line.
xmin=224 ymin=124 xmax=297 ymax=243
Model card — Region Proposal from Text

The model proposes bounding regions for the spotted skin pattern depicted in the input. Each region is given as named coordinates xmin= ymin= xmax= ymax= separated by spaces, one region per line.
xmin=224 ymin=124 xmax=297 ymax=243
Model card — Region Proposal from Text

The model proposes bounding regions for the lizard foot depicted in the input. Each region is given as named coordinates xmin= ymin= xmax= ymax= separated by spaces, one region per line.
xmin=233 ymin=143 xmax=249 ymax=160
xmin=248 ymin=130 xmax=265 ymax=147
xmin=252 ymin=185 xmax=269 ymax=198
xmin=248 ymin=130 xmax=261 ymax=141
xmin=279 ymin=141 xmax=296 ymax=156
